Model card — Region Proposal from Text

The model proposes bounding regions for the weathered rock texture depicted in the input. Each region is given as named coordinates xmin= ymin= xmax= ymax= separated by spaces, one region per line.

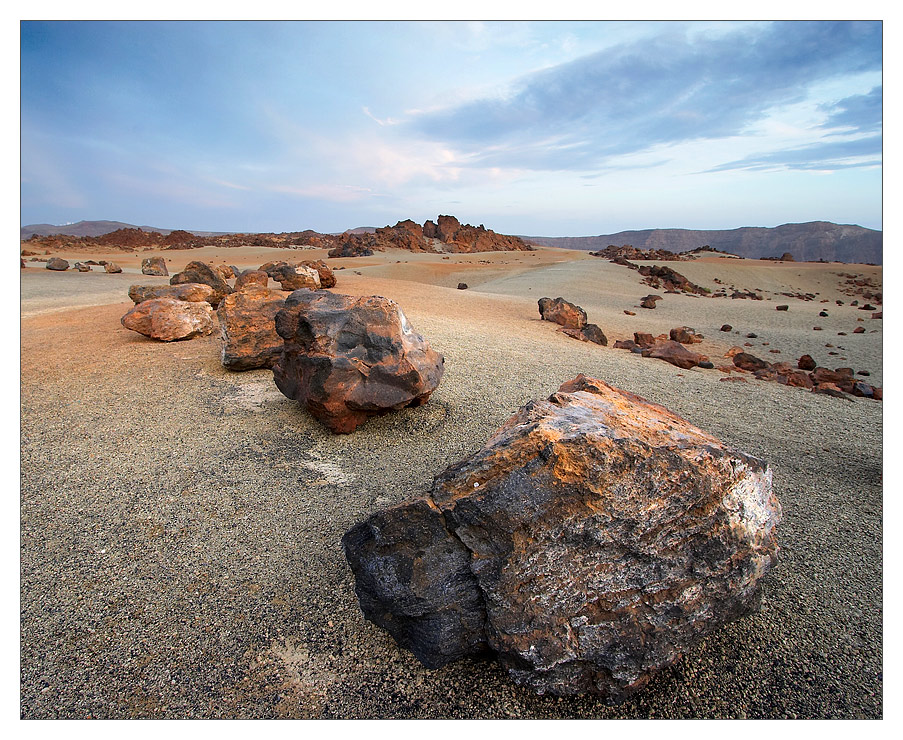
xmin=128 ymin=283 xmax=216 ymax=305
xmin=141 ymin=257 xmax=169 ymax=276
xmin=170 ymin=261 xmax=233 ymax=307
xmin=561 ymin=324 xmax=608 ymax=346
xmin=343 ymin=375 xmax=781 ymax=701
xmin=271 ymin=264 xmax=321 ymax=291
xmin=217 ymin=287 xmax=287 ymax=371
xmin=273 ymin=291 xmax=445 ymax=433
xmin=537 ymin=297 xmax=587 ymax=330
xmin=46 ymin=258 xmax=69 ymax=271
xmin=121 ymin=298 xmax=216 ymax=342
xmin=234 ymin=270 xmax=270 ymax=291
xmin=104 ymin=262 xmax=122 ymax=273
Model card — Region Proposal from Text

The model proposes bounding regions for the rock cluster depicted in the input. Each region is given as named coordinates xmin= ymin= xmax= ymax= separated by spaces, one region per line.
xmin=128 ymin=283 xmax=216 ymax=305
xmin=273 ymin=291 xmax=445 ymax=433
xmin=343 ymin=375 xmax=781 ymax=701
xmin=638 ymin=265 xmax=708 ymax=294
xmin=170 ymin=261 xmax=233 ymax=307
xmin=328 ymin=216 xmax=532 ymax=258
xmin=730 ymin=351 xmax=881 ymax=400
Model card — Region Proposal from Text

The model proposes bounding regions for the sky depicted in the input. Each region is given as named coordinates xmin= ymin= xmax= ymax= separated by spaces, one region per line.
xmin=19 ymin=19 xmax=883 ymax=236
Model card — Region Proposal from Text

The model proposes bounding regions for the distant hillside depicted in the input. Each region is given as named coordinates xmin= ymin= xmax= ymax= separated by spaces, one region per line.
xmin=20 ymin=220 xmax=231 ymax=239
xmin=522 ymin=222 xmax=882 ymax=264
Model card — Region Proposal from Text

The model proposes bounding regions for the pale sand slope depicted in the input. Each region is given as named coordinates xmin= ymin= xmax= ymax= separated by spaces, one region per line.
xmin=20 ymin=248 xmax=882 ymax=718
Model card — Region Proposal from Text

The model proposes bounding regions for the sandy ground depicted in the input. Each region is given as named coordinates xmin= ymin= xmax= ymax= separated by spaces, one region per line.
xmin=19 ymin=247 xmax=883 ymax=718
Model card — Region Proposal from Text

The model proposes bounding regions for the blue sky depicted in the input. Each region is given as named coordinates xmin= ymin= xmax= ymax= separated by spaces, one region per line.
xmin=20 ymin=20 xmax=883 ymax=235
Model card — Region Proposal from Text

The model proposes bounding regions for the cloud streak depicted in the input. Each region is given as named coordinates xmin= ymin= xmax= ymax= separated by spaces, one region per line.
xmin=403 ymin=21 xmax=882 ymax=173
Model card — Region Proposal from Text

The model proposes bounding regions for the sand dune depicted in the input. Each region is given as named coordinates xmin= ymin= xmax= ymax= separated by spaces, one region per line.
xmin=20 ymin=247 xmax=882 ymax=718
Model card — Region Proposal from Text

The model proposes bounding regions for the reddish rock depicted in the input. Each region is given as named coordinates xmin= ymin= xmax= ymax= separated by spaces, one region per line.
xmin=812 ymin=382 xmax=849 ymax=399
xmin=104 ymin=262 xmax=123 ymax=273
xmin=640 ymin=294 xmax=662 ymax=309
xmin=273 ymin=291 xmax=444 ymax=433
xmin=643 ymin=340 xmax=707 ymax=369
xmin=538 ymin=297 xmax=587 ymax=330
xmin=300 ymin=259 xmax=337 ymax=289
xmin=46 ymin=258 xmax=69 ymax=271
xmin=872 ymin=312 xmax=882 ymax=319
xmin=633 ymin=332 xmax=656 ymax=348
xmin=809 ymin=367 xmax=854 ymax=385
xmin=614 ymin=339 xmax=641 ymax=351
xmin=74 ymin=262 xmax=91 ymax=272
xmin=271 ymin=263 xmax=321 ymax=291
xmin=170 ymin=261 xmax=233 ymax=307
xmin=732 ymin=353 xmax=771 ymax=373
xmin=561 ymin=324 xmax=607 ymax=346
xmin=797 ymin=354 xmax=817 ymax=371
xmin=853 ymin=326 xmax=865 ymax=334
xmin=720 ymin=324 xmax=733 ymax=332
xmin=128 ymin=283 xmax=216 ymax=305
xmin=342 ymin=375 xmax=780 ymax=700
xmin=214 ymin=264 xmax=236 ymax=281
xmin=624 ymin=310 xmax=636 ymax=316
xmin=217 ymin=287 xmax=287 ymax=370
xmin=235 ymin=270 xmax=270 ymax=291
xmin=121 ymin=298 xmax=216 ymax=342
xmin=669 ymin=326 xmax=703 ymax=344
xmin=141 ymin=257 xmax=169 ymax=276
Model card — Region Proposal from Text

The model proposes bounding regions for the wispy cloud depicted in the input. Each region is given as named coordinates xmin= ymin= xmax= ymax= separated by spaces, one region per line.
xmin=819 ymin=86 xmax=882 ymax=134
xmin=705 ymin=134 xmax=882 ymax=173
xmin=402 ymin=21 xmax=882 ymax=173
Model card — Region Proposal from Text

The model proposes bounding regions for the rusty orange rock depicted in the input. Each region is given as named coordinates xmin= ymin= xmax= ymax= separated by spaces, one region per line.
xmin=217 ymin=287 xmax=287 ymax=370
xmin=343 ymin=375 xmax=781 ymax=701
xmin=121 ymin=298 xmax=216 ymax=342
xmin=538 ymin=297 xmax=587 ymax=329
xmin=273 ymin=291 xmax=444 ymax=433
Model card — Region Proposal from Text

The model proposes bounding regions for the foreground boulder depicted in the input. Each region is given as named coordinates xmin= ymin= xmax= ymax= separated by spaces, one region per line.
xmin=46 ymin=258 xmax=69 ymax=271
xmin=170 ymin=261 xmax=233 ymax=307
xmin=128 ymin=283 xmax=216 ymax=305
xmin=343 ymin=375 xmax=781 ymax=701
xmin=273 ymin=291 xmax=444 ymax=433
xmin=121 ymin=298 xmax=216 ymax=342
xmin=141 ymin=257 xmax=169 ymax=276
xmin=537 ymin=297 xmax=587 ymax=329
xmin=234 ymin=270 xmax=270 ymax=291
xmin=217 ymin=287 xmax=287 ymax=370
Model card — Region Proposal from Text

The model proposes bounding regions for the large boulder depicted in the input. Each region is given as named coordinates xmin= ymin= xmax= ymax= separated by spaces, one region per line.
xmin=537 ymin=297 xmax=587 ymax=330
xmin=121 ymin=298 xmax=216 ymax=342
xmin=45 ymin=258 xmax=69 ymax=271
xmin=104 ymin=262 xmax=123 ymax=273
xmin=343 ymin=375 xmax=781 ymax=701
xmin=273 ymin=291 xmax=444 ymax=433
xmin=217 ymin=287 xmax=287 ymax=371
xmin=170 ymin=261 xmax=233 ymax=307
xmin=234 ymin=270 xmax=270 ymax=291
xmin=128 ymin=283 xmax=216 ymax=305
xmin=141 ymin=257 xmax=169 ymax=276
xmin=271 ymin=264 xmax=321 ymax=291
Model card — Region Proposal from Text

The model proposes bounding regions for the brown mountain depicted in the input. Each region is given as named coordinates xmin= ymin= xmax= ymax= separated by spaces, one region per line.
xmin=20 ymin=220 xmax=231 ymax=239
xmin=522 ymin=222 xmax=882 ymax=264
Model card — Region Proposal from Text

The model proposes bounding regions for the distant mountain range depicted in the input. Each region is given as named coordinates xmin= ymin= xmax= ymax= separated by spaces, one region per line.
xmin=521 ymin=221 xmax=882 ymax=264
xmin=20 ymin=220 xmax=230 ymax=239
xmin=21 ymin=219 xmax=882 ymax=264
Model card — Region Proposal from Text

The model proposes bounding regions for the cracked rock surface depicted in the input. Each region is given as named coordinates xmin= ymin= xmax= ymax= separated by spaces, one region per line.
xmin=343 ymin=375 xmax=781 ymax=702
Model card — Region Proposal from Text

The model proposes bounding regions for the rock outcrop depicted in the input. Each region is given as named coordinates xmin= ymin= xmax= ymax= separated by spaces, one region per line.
xmin=217 ymin=287 xmax=287 ymax=370
xmin=170 ymin=261 xmax=233 ymax=307
xmin=141 ymin=257 xmax=169 ymax=276
xmin=343 ymin=375 xmax=781 ymax=701
xmin=121 ymin=298 xmax=216 ymax=342
xmin=273 ymin=291 xmax=445 ymax=433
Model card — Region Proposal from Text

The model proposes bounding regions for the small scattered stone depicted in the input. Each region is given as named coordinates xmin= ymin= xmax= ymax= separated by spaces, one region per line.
xmin=776 ymin=305 xmax=789 ymax=311
xmin=457 ymin=283 xmax=468 ymax=290
xmin=720 ymin=324 xmax=732 ymax=332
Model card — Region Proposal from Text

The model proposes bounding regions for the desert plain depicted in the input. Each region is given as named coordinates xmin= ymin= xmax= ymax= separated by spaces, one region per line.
xmin=20 ymin=244 xmax=882 ymax=718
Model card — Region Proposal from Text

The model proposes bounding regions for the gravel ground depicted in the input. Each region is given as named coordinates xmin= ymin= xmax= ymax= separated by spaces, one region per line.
xmin=19 ymin=257 xmax=882 ymax=719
